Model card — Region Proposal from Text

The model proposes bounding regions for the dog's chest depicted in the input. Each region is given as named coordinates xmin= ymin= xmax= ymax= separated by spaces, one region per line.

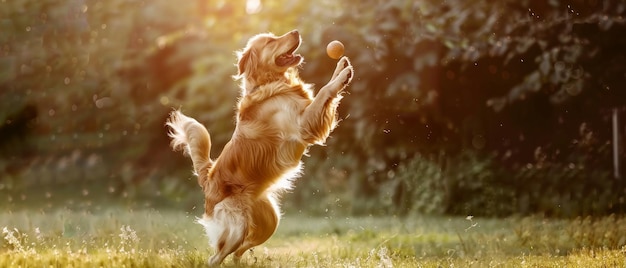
xmin=237 ymin=94 xmax=307 ymax=141
xmin=271 ymin=103 xmax=301 ymax=138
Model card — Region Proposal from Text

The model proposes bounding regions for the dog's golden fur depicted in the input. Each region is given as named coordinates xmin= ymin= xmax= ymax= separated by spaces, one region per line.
xmin=166 ymin=30 xmax=353 ymax=266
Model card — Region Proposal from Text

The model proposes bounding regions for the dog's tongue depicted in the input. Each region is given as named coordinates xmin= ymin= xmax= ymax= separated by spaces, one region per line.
xmin=276 ymin=53 xmax=300 ymax=67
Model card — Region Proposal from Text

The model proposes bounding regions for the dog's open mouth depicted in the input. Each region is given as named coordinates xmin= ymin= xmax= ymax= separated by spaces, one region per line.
xmin=275 ymin=43 xmax=302 ymax=67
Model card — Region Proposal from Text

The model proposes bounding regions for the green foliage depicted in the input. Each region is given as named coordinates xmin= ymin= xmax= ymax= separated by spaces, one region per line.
xmin=388 ymin=118 xmax=622 ymax=218
xmin=512 ymin=158 xmax=618 ymax=217
xmin=387 ymin=154 xmax=448 ymax=215
xmin=388 ymin=147 xmax=621 ymax=217
xmin=389 ymin=152 xmax=515 ymax=217
xmin=1 ymin=0 xmax=625 ymax=217
xmin=506 ymin=121 xmax=623 ymax=217
xmin=298 ymin=0 xmax=626 ymax=217
xmin=0 ymin=0 xmax=194 ymax=188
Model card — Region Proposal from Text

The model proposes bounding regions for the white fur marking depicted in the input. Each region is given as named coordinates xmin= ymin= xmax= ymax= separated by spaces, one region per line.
xmin=197 ymin=215 xmax=224 ymax=249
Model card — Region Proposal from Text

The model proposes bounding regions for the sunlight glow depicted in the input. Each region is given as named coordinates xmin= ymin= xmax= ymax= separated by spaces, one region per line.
xmin=246 ymin=0 xmax=262 ymax=14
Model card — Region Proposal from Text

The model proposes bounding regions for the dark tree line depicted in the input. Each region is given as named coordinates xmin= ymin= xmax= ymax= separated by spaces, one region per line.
xmin=1 ymin=0 xmax=624 ymax=217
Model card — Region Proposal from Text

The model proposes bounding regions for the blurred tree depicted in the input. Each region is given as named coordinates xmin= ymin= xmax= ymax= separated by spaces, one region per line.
xmin=1 ymin=0 xmax=624 ymax=216
xmin=297 ymin=0 xmax=626 ymax=216
xmin=0 ymin=0 xmax=201 ymax=190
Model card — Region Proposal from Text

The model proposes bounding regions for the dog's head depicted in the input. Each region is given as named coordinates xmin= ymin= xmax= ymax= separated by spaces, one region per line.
xmin=236 ymin=30 xmax=303 ymax=85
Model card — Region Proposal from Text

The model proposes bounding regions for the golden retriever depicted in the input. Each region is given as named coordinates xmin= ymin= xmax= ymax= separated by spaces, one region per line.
xmin=166 ymin=30 xmax=353 ymax=266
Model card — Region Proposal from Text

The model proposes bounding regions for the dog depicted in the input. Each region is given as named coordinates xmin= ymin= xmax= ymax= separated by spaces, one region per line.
xmin=166 ymin=30 xmax=353 ymax=266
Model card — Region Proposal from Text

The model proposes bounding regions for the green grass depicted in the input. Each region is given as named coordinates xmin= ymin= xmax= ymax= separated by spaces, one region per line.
xmin=1 ymin=207 xmax=626 ymax=267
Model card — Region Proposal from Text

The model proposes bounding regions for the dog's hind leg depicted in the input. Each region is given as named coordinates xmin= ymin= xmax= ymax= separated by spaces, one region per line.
xmin=233 ymin=194 xmax=280 ymax=264
xmin=209 ymin=226 xmax=245 ymax=266
xmin=200 ymin=198 xmax=249 ymax=266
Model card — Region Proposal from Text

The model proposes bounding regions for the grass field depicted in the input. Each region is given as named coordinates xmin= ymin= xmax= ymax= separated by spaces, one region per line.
xmin=1 ymin=204 xmax=626 ymax=268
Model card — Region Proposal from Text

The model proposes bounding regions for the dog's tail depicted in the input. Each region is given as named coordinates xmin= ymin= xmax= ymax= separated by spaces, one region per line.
xmin=166 ymin=110 xmax=213 ymax=177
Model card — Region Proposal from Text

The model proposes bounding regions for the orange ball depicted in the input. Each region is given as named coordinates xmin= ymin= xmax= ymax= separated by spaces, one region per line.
xmin=326 ymin=40 xmax=344 ymax=59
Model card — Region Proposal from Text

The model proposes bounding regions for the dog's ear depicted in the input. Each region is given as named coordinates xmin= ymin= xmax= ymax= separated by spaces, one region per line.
xmin=237 ymin=49 xmax=256 ymax=76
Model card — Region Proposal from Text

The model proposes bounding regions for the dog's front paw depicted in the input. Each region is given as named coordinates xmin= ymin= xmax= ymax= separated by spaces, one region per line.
xmin=323 ymin=56 xmax=354 ymax=96
xmin=339 ymin=57 xmax=354 ymax=83
xmin=326 ymin=66 xmax=353 ymax=95
xmin=338 ymin=56 xmax=351 ymax=69
xmin=343 ymin=66 xmax=354 ymax=86
xmin=341 ymin=65 xmax=354 ymax=86
xmin=331 ymin=56 xmax=351 ymax=80
xmin=338 ymin=57 xmax=353 ymax=85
